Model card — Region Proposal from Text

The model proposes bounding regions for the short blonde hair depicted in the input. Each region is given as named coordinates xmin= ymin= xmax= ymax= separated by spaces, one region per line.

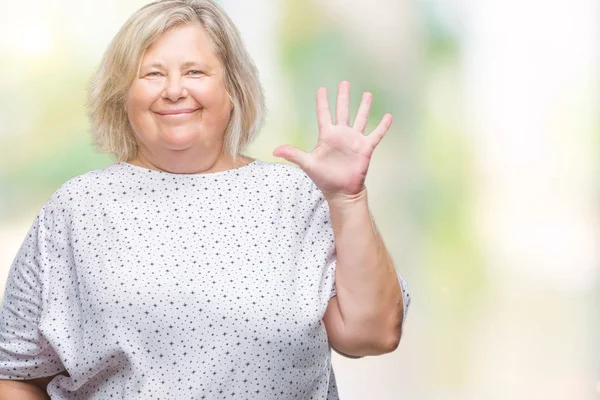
xmin=87 ymin=0 xmax=266 ymax=163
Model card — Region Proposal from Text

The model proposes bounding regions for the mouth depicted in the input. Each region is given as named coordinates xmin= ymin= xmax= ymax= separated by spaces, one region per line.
xmin=155 ymin=108 xmax=201 ymax=118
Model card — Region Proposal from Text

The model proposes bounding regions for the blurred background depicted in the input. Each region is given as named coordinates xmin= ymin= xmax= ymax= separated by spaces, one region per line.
xmin=1 ymin=0 xmax=598 ymax=398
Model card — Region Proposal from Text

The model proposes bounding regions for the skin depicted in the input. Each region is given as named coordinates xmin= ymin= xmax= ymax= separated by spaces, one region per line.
xmin=125 ymin=22 xmax=254 ymax=174
xmin=124 ymin=21 xmax=403 ymax=355
xmin=272 ymin=81 xmax=393 ymax=202
xmin=274 ymin=82 xmax=404 ymax=356
xmin=0 ymin=23 xmax=402 ymax=400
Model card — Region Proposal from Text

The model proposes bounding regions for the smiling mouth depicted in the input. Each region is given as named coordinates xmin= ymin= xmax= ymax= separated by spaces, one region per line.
xmin=156 ymin=109 xmax=201 ymax=117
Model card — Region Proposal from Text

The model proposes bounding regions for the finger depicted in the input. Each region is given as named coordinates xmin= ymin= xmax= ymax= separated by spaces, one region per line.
xmin=316 ymin=87 xmax=332 ymax=131
xmin=367 ymin=114 xmax=393 ymax=149
xmin=273 ymin=145 xmax=311 ymax=170
xmin=353 ymin=92 xmax=372 ymax=133
xmin=336 ymin=81 xmax=350 ymax=126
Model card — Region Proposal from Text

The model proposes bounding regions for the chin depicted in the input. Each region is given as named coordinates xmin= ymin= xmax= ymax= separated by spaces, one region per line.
xmin=157 ymin=129 xmax=201 ymax=145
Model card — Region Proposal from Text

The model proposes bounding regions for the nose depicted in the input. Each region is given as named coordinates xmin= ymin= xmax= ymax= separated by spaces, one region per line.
xmin=162 ymin=75 xmax=188 ymax=102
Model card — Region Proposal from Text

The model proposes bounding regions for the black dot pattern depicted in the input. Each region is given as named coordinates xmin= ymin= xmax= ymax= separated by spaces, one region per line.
xmin=0 ymin=159 xmax=410 ymax=399
xmin=0 ymin=159 xmax=334 ymax=399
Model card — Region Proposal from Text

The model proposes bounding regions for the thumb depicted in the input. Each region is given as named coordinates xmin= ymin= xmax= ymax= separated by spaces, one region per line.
xmin=273 ymin=145 xmax=310 ymax=169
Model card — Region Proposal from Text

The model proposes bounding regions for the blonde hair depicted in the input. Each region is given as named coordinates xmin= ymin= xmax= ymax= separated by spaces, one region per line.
xmin=87 ymin=0 xmax=266 ymax=163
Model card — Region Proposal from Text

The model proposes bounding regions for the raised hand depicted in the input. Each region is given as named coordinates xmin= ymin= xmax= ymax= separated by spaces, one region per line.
xmin=273 ymin=81 xmax=393 ymax=202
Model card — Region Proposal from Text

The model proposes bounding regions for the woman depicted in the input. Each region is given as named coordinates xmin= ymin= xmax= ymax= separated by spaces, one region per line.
xmin=0 ymin=0 xmax=410 ymax=399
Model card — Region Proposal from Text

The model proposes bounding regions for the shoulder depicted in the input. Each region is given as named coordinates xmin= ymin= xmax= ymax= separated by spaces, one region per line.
xmin=252 ymin=160 xmax=325 ymax=213
xmin=254 ymin=160 xmax=306 ymax=180
xmin=43 ymin=163 xmax=118 ymax=217
xmin=253 ymin=160 xmax=319 ymax=193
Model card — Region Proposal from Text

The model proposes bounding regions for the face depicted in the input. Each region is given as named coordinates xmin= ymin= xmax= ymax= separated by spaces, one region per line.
xmin=125 ymin=22 xmax=233 ymax=159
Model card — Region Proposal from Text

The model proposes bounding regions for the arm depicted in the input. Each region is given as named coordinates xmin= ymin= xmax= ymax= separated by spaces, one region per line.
xmin=323 ymin=187 xmax=405 ymax=357
xmin=0 ymin=372 xmax=68 ymax=400
xmin=273 ymin=81 xmax=408 ymax=356
xmin=0 ymin=380 xmax=51 ymax=400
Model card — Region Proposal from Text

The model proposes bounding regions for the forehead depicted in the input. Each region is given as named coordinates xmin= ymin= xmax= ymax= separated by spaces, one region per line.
xmin=139 ymin=22 xmax=220 ymax=67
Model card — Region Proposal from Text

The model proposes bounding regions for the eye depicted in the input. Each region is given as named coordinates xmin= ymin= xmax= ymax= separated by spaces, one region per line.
xmin=187 ymin=70 xmax=203 ymax=76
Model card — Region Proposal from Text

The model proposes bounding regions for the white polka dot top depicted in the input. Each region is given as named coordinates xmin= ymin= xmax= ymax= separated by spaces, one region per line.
xmin=0 ymin=158 xmax=410 ymax=399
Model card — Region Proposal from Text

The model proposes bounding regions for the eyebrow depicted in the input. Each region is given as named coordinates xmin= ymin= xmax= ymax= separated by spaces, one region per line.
xmin=143 ymin=61 xmax=207 ymax=70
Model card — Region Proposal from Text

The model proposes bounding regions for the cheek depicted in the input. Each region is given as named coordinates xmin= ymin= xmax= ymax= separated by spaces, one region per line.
xmin=190 ymin=80 xmax=230 ymax=109
xmin=125 ymin=84 xmax=161 ymax=135
xmin=127 ymin=82 xmax=162 ymax=110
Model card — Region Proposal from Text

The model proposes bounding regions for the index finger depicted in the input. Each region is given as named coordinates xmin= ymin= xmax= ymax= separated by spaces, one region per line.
xmin=316 ymin=87 xmax=332 ymax=131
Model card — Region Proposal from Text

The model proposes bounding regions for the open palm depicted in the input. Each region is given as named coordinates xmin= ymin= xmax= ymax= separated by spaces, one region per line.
xmin=273 ymin=81 xmax=393 ymax=202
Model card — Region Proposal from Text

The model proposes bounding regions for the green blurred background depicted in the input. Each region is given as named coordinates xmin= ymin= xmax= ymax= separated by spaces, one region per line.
xmin=1 ymin=0 xmax=598 ymax=399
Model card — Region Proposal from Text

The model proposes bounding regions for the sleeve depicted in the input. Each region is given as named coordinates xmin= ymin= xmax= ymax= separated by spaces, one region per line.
xmin=305 ymin=179 xmax=411 ymax=325
xmin=397 ymin=272 xmax=411 ymax=324
xmin=302 ymin=182 xmax=338 ymax=303
xmin=0 ymin=202 xmax=66 ymax=379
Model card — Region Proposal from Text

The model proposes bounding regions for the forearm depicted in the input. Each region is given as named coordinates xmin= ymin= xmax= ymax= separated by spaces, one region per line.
xmin=326 ymin=187 xmax=404 ymax=349
xmin=0 ymin=380 xmax=50 ymax=400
